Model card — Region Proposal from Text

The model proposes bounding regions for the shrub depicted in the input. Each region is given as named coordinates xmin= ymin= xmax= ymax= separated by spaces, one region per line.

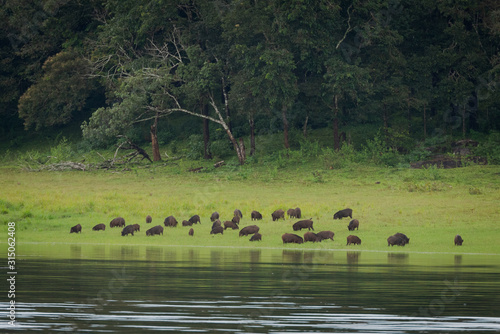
xmin=473 ymin=131 xmax=500 ymax=165
xmin=186 ymin=135 xmax=204 ymax=160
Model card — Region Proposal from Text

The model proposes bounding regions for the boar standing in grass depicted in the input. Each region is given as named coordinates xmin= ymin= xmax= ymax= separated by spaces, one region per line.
xmin=92 ymin=223 xmax=105 ymax=231
xmin=271 ymin=209 xmax=285 ymax=221
xmin=393 ymin=233 xmax=409 ymax=245
xmin=189 ymin=228 xmax=194 ymax=236
xmin=348 ymin=219 xmax=359 ymax=231
xmin=110 ymin=217 xmax=125 ymax=228
xmin=164 ymin=216 xmax=178 ymax=227
xmin=146 ymin=215 xmax=152 ymax=224
xmin=212 ymin=219 xmax=222 ymax=229
xmin=316 ymin=230 xmax=334 ymax=241
xmin=346 ymin=235 xmax=361 ymax=245
xmin=132 ymin=224 xmax=140 ymax=232
xmin=293 ymin=219 xmax=314 ymax=231
xmin=182 ymin=220 xmax=192 ymax=226
xmin=121 ymin=225 xmax=135 ymax=236
xmin=287 ymin=208 xmax=296 ymax=218
xmin=70 ymin=224 xmax=82 ymax=233
xmin=333 ymin=208 xmax=352 ymax=220
xmin=251 ymin=211 xmax=263 ymax=220
xmin=387 ymin=235 xmax=406 ymax=246
xmin=304 ymin=232 xmax=321 ymax=242
xmin=146 ymin=225 xmax=163 ymax=236
xmin=250 ymin=233 xmax=262 ymax=241
xmin=234 ymin=209 xmax=243 ymax=219
xmin=189 ymin=215 xmax=201 ymax=225
xmin=294 ymin=207 xmax=302 ymax=218
xmin=282 ymin=233 xmax=303 ymax=244
xmin=210 ymin=225 xmax=224 ymax=235
xmin=231 ymin=215 xmax=240 ymax=225
xmin=210 ymin=212 xmax=220 ymax=222
xmin=224 ymin=220 xmax=239 ymax=230
xmin=454 ymin=234 xmax=464 ymax=246
xmin=239 ymin=225 xmax=260 ymax=236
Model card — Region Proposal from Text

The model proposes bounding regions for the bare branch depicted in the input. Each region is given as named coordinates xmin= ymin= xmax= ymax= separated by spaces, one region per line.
xmin=336 ymin=5 xmax=353 ymax=49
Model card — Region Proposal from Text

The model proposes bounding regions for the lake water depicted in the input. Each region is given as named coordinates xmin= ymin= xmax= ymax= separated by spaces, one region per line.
xmin=1 ymin=244 xmax=500 ymax=333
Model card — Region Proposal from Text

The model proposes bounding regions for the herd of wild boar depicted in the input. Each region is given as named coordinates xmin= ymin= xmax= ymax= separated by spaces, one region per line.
xmin=69 ymin=207 xmax=464 ymax=247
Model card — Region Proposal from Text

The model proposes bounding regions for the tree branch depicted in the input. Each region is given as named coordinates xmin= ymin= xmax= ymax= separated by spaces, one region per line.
xmin=336 ymin=5 xmax=353 ymax=49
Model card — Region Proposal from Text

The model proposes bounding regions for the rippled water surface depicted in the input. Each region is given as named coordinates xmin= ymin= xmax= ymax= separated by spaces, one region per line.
xmin=1 ymin=245 xmax=499 ymax=333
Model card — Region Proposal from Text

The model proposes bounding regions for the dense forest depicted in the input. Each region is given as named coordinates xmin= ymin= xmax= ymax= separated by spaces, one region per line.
xmin=1 ymin=0 xmax=500 ymax=165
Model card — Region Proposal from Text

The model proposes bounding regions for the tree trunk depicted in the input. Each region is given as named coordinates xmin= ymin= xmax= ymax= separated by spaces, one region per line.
xmin=209 ymin=96 xmax=245 ymax=165
xmin=223 ymin=127 xmax=245 ymax=165
xmin=151 ymin=113 xmax=161 ymax=161
xmin=239 ymin=138 xmax=246 ymax=162
xmin=202 ymin=104 xmax=212 ymax=159
xmin=303 ymin=114 xmax=309 ymax=138
xmin=333 ymin=95 xmax=340 ymax=151
xmin=249 ymin=115 xmax=256 ymax=156
xmin=383 ymin=103 xmax=388 ymax=132
xmin=462 ymin=105 xmax=466 ymax=138
xmin=282 ymin=105 xmax=290 ymax=149
xmin=423 ymin=104 xmax=427 ymax=140
xmin=407 ymin=95 xmax=411 ymax=134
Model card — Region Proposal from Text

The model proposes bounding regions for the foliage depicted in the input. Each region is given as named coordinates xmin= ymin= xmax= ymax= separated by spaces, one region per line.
xmin=18 ymin=50 xmax=96 ymax=130
xmin=473 ymin=131 xmax=500 ymax=164
xmin=2 ymin=0 xmax=500 ymax=165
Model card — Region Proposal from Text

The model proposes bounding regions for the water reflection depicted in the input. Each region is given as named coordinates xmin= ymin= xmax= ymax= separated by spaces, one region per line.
xmin=145 ymin=246 xmax=163 ymax=261
xmin=70 ymin=244 xmax=81 ymax=258
xmin=91 ymin=245 xmax=105 ymax=258
xmin=388 ymin=252 xmax=409 ymax=264
xmin=3 ymin=245 xmax=499 ymax=333
xmin=346 ymin=251 xmax=360 ymax=265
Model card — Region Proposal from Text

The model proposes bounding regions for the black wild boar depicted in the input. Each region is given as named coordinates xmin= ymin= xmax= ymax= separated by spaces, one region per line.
xmin=189 ymin=215 xmax=201 ymax=225
xmin=234 ymin=209 xmax=243 ymax=218
xmin=146 ymin=215 xmax=152 ymax=224
xmin=348 ymin=219 xmax=359 ymax=231
xmin=387 ymin=235 xmax=406 ymax=246
xmin=282 ymin=233 xmax=303 ymax=244
xmin=251 ymin=211 xmax=263 ymax=220
xmin=454 ymin=234 xmax=463 ymax=246
xmin=182 ymin=220 xmax=193 ymax=226
xmin=394 ymin=233 xmax=409 ymax=245
xmin=223 ymin=220 xmax=239 ymax=230
xmin=304 ymin=232 xmax=321 ymax=242
xmin=164 ymin=216 xmax=178 ymax=227
xmin=232 ymin=215 xmax=241 ymax=225
xmin=287 ymin=208 xmax=296 ymax=218
xmin=292 ymin=219 xmax=314 ymax=231
xmin=110 ymin=217 xmax=125 ymax=228
xmin=189 ymin=228 xmax=194 ymax=236
xmin=333 ymin=208 xmax=353 ymax=220
xmin=146 ymin=225 xmax=163 ymax=236
xmin=92 ymin=223 xmax=105 ymax=231
xmin=316 ymin=230 xmax=334 ymax=241
xmin=132 ymin=224 xmax=140 ymax=232
xmin=250 ymin=233 xmax=262 ymax=241
xmin=212 ymin=219 xmax=222 ymax=229
xmin=210 ymin=225 xmax=224 ymax=235
xmin=271 ymin=209 xmax=285 ymax=221
xmin=121 ymin=225 xmax=135 ymax=236
xmin=70 ymin=224 xmax=82 ymax=233
xmin=346 ymin=235 xmax=361 ymax=245
xmin=239 ymin=225 xmax=260 ymax=236
xmin=210 ymin=212 xmax=220 ymax=222
xmin=294 ymin=207 xmax=302 ymax=218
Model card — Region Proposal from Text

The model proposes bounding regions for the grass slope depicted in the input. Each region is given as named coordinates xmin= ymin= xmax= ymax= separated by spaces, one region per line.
xmin=1 ymin=164 xmax=499 ymax=256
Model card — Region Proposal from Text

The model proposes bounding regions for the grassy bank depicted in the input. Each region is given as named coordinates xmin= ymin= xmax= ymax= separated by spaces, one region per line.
xmin=1 ymin=163 xmax=499 ymax=255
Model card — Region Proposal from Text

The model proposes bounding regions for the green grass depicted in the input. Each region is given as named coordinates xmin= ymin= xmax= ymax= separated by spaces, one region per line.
xmin=0 ymin=163 xmax=499 ymax=256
